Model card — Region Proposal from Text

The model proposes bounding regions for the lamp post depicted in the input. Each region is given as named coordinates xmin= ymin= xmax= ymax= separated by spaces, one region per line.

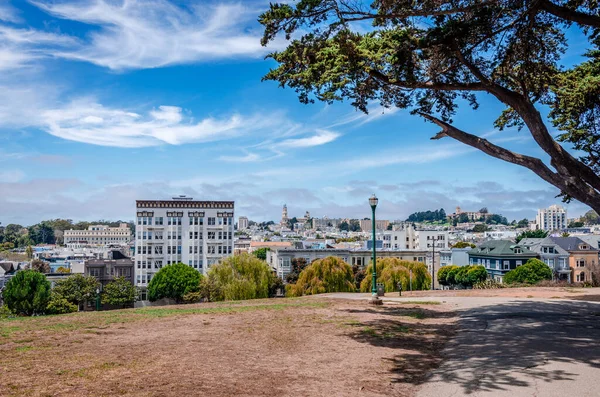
xmin=95 ymin=287 xmax=101 ymax=311
xmin=369 ymin=194 xmax=382 ymax=305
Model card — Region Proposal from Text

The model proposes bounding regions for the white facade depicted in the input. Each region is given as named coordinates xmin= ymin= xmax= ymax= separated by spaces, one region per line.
xmin=238 ymin=216 xmax=249 ymax=230
xmin=135 ymin=196 xmax=234 ymax=288
xmin=536 ymin=205 xmax=567 ymax=231
xmin=64 ymin=224 xmax=131 ymax=247
xmin=383 ymin=226 xmax=449 ymax=250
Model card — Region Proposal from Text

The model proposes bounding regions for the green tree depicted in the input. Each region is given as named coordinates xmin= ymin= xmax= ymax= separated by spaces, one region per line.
xmin=338 ymin=221 xmax=349 ymax=232
xmin=204 ymin=253 xmax=275 ymax=301
xmin=452 ymin=241 xmax=476 ymax=249
xmin=25 ymin=245 xmax=33 ymax=259
xmin=517 ymin=219 xmax=530 ymax=228
xmin=515 ymin=230 xmax=549 ymax=243
xmin=446 ymin=266 xmax=461 ymax=286
xmin=504 ymin=258 xmax=553 ymax=284
xmin=46 ymin=293 xmax=78 ymax=315
xmin=466 ymin=266 xmax=488 ymax=286
xmin=102 ymin=277 xmax=137 ymax=308
xmin=30 ymin=258 xmax=51 ymax=273
xmin=148 ymin=263 xmax=203 ymax=303
xmin=53 ymin=274 xmax=99 ymax=308
xmin=360 ymin=258 xmax=431 ymax=292
xmin=253 ymin=247 xmax=269 ymax=261
xmin=568 ymin=221 xmax=584 ymax=228
xmin=583 ymin=210 xmax=600 ymax=225
xmin=349 ymin=219 xmax=361 ymax=232
xmin=288 ymin=256 xmax=355 ymax=296
xmin=437 ymin=265 xmax=458 ymax=286
xmin=286 ymin=257 xmax=308 ymax=284
xmin=472 ymin=224 xmax=489 ymax=233
xmin=3 ymin=270 xmax=51 ymax=316
xmin=260 ymin=1 xmax=600 ymax=213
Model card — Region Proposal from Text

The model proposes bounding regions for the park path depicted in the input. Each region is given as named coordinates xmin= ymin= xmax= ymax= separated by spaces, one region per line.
xmin=325 ymin=292 xmax=600 ymax=397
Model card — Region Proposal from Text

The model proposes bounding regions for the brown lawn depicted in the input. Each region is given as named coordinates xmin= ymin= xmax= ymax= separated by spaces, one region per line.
xmin=0 ymin=298 xmax=456 ymax=397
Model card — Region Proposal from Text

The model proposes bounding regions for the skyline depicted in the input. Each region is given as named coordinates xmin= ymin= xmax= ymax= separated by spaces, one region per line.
xmin=0 ymin=0 xmax=592 ymax=225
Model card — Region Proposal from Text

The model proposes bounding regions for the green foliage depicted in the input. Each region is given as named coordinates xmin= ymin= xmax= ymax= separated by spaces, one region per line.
xmin=3 ymin=270 xmax=51 ymax=316
xmin=472 ymin=224 xmax=489 ymax=233
xmin=46 ymin=293 xmax=78 ymax=315
xmin=147 ymin=263 xmax=203 ymax=303
xmin=285 ymin=257 xmax=308 ymax=284
xmin=253 ymin=247 xmax=269 ymax=261
xmin=515 ymin=229 xmax=549 ymax=243
xmin=25 ymin=245 xmax=33 ymax=259
xmin=437 ymin=265 xmax=457 ymax=286
xmin=407 ymin=209 xmax=446 ymax=223
xmin=504 ymin=259 xmax=553 ymax=284
xmin=451 ymin=241 xmax=476 ymax=249
xmin=359 ymin=258 xmax=431 ymax=292
xmin=259 ymin=1 xmax=600 ymax=213
xmin=467 ymin=266 xmax=489 ymax=286
xmin=0 ymin=304 xmax=13 ymax=319
xmin=269 ymin=276 xmax=285 ymax=297
xmin=473 ymin=280 xmax=506 ymax=289
xmin=517 ymin=218 xmax=530 ymax=228
xmin=568 ymin=221 xmax=584 ymax=228
xmin=204 ymin=253 xmax=275 ymax=301
xmin=53 ymin=274 xmax=99 ymax=307
xmin=182 ymin=291 xmax=202 ymax=304
xmin=288 ymin=256 xmax=355 ymax=297
xmin=439 ymin=265 xmax=487 ymax=287
xmin=102 ymin=277 xmax=137 ymax=308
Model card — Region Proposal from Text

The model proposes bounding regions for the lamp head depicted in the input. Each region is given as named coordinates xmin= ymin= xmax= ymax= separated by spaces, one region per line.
xmin=369 ymin=194 xmax=378 ymax=209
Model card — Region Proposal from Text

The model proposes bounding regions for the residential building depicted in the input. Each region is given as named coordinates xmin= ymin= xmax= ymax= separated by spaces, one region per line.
xmin=64 ymin=224 xmax=131 ymax=248
xmin=312 ymin=217 xmax=345 ymax=230
xmin=468 ymin=240 xmax=538 ymax=282
xmin=134 ymin=196 xmax=234 ymax=288
xmin=266 ymin=248 xmax=427 ymax=280
xmin=238 ymin=216 xmax=249 ymax=230
xmin=448 ymin=206 xmax=494 ymax=222
xmin=360 ymin=219 xmax=390 ymax=232
xmin=536 ymin=205 xmax=567 ymax=231
xmin=519 ymin=237 xmax=572 ymax=282
xmin=439 ymin=248 xmax=472 ymax=267
xmin=550 ymin=237 xmax=599 ymax=283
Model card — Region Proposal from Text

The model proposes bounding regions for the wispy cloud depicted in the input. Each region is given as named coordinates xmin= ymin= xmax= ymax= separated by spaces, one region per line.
xmin=276 ymin=129 xmax=341 ymax=149
xmin=218 ymin=153 xmax=261 ymax=163
xmin=28 ymin=0 xmax=279 ymax=70
xmin=0 ymin=2 xmax=21 ymax=23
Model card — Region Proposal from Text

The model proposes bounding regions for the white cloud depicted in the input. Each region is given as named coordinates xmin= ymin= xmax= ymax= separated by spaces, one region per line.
xmin=0 ymin=2 xmax=21 ymax=23
xmin=276 ymin=129 xmax=341 ymax=148
xmin=218 ymin=153 xmax=261 ymax=162
xmin=29 ymin=0 xmax=278 ymax=70
xmin=0 ymin=169 xmax=25 ymax=183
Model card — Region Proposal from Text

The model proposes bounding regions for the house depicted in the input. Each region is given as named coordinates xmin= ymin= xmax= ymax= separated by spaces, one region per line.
xmin=468 ymin=240 xmax=538 ymax=282
xmin=550 ymin=237 xmax=599 ymax=283
xmin=439 ymin=248 xmax=472 ymax=267
xmin=519 ymin=238 xmax=571 ymax=282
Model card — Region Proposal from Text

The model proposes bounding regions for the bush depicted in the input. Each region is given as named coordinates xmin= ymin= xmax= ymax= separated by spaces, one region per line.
xmin=504 ymin=258 xmax=553 ymax=284
xmin=473 ymin=280 xmax=506 ymax=289
xmin=148 ymin=263 xmax=203 ymax=303
xmin=3 ymin=270 xmax=51 ymax=316
xmin=438 ymin=265 xmax=458 ymax=286
xmin=466 ymin=265 xmax=488 ymax=285
xmin=102 ymin=277 xmax=137 ymax=308
xmin=0 ymin=304 xmax=13 ymax=319
xmin=359 ymin=258 xmax=431 ymax=292
xmin=46 ymin=293 xmax=78 ymax=315
xmin=53 ymin=274 xmax=99 ymax=308
xmin=287 ymin=256 xmax=355 ymax=297
xmin=205 ymin=253 xmax=275 ymax=301
xmin=182 ymin=291 xmax=202 ymax=304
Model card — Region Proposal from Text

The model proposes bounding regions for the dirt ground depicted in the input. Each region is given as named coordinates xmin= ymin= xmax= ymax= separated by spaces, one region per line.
xmin=0 ymin=298 xmax=456 ymax=397
xmin=397 ymin=286 xmax=600 ymax=299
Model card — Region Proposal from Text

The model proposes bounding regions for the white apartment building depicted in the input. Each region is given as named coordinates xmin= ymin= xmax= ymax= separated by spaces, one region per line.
xmin=134 ymin=196 xmax=234 ymax=288
xmin=536 ymin=205 xmax=567 ymax=231
xmin=238 ymin=216 xmax=249 ymax=230
xmin=382 ymin=225 xmax=449 ymax=250
xmin=64 ymin=224 xmax=131 ymax=248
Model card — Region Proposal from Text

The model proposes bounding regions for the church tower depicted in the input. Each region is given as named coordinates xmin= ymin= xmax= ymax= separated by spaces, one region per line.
xmin=281 ymin=204 xmax=289 ymax=225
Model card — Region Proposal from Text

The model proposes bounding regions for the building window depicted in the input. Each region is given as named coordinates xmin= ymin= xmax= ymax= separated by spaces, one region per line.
xmin=503 ymin=260 xmax=510 ymax=270
xmin=577 ymin=259 xmax=586 ymax=267
xmin=516 ymin=261 xmax=522 ymax=267
xmin=208 ymin=217 xmax=216 ymax=225
xmin=577 ymin=272 xmax=586 ymax=282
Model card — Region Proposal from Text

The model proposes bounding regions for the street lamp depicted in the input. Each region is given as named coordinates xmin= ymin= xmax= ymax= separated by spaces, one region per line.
xmin=95 ymin=287 xmax=101 ymax=311
xmin=369 ymin=194 xmax=382 ymax=305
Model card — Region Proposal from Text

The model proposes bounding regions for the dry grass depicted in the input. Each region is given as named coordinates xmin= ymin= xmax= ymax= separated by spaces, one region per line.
xmin=0 ymin=297 xmax=456 ymax=397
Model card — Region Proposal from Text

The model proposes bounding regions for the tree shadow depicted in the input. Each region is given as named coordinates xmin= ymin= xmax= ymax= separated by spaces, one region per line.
xmin=342 ymin=300 xmax=600 ymax=394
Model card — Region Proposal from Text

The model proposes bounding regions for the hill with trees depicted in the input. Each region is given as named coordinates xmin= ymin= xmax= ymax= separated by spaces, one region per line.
xmin=406 ymin=209 xmax=447 ymax=223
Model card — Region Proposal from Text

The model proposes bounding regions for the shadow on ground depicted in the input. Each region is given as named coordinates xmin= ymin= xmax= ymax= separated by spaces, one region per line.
xmin=344 ymin=300 xmax=600 ymax=394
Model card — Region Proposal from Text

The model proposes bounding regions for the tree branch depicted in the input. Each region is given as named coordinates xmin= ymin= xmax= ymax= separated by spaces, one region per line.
xmin=369 ymin=70 xmax=487 ymax=91
xmin=539 ymin=0 xmax=600 ymax=28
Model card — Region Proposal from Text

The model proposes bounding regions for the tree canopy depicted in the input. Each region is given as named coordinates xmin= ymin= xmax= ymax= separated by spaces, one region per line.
xmin=2 ymin=270 xmax=51 ymax=316
xmin=260 ymin=1 xmax=600 ymax=213
xmin=360 ymin=258 xmax=431 ymax=292
xmin=102 ymin=277 xmax=137 ymax=308
xmin=287 ymin=256 xmax=355 ymax=296
xmin=516 ymin=229 xmax=549 ymax=243
xmin=53 ymin=274 xmax=99 ymax=308
xmin=504 ymin=258 xmax=553 ymax=284
xmin=147 ymin=263 xmax=203 ymax=303
xmin=406 ymin=209 xmax=447 ymax=223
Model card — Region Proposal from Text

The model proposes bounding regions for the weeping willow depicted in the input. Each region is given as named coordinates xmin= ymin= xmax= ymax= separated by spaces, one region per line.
xmin=287 ymin=256 xmax=355 ymax=297
xmin=206 ymin=253 xmax=275 ymax=301
xmin=360 ymin=258 xmax=431 ymax=292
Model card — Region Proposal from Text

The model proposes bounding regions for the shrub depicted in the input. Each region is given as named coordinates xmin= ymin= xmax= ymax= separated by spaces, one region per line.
xmin=454 ymin=266 xmax=471 ymax=286
xmin=466 ymin=265 xmax=488 ymax=285
xmin=205 ymin=253 xmax=275 ymax=301
xmin=504 ymin=258 xmax=553 ymax=284
xmin=30 ymin=258 xmax=51 ymax=274
xmin=473 ymin=279 xmax=506 ymax=289
xmin=359 ymin=258 xmax=431 ymax=292
xmin=287 ymin=256 xmax=355 ymax=297
xmin=102 ymin=277 xmax=137 ymax=308
xmin=438 ymin=265 xmax=458 ymax=286
xmin=53 ymin=274 xmax=99 ymax=308
xmin=3 ymin=270 xmax=51 ymax=316
xmin=182 ymin=291 xmax=202 ymax=304
xmin=446 ymin=266 xmax=461 ymax=286
xmin=148 ymin=263 xmax=203 ymax=303
xmin=46 ymin=293 xmax=78 ymax=315
xmin=0 ymin=304 xmax=13 ymax=319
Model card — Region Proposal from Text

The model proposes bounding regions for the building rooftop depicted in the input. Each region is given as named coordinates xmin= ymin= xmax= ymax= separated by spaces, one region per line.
xmin=469 ymin=240 xmax=536 ymax=256
xmin=549 ymin=236 xmax=599 ymax=252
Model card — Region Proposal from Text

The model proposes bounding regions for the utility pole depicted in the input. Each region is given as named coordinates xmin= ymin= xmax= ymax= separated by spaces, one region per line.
xmin=431 ymin=237 xmax=436 ymax=290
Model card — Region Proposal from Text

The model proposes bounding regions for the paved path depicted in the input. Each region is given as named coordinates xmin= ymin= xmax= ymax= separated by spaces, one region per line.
xmin=325 ymin=293 xmax=600 ymax=396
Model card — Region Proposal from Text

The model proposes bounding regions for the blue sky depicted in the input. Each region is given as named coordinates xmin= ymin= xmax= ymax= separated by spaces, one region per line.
xmin=0 ymin=0 xmax=591 ymax=225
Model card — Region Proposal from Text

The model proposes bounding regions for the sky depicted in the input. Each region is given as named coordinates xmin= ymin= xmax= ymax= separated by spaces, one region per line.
xmin=0 ymin=0 xmax=592 ymax=226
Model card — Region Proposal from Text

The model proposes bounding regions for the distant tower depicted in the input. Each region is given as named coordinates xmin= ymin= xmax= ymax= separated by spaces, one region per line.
xmin=305 ymin=211 xmax=310 ymax=219
xmin=456 ymin=206 xmax=462 ymax=214
xmin=281 ymin=204 xmax=289 ymax=225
